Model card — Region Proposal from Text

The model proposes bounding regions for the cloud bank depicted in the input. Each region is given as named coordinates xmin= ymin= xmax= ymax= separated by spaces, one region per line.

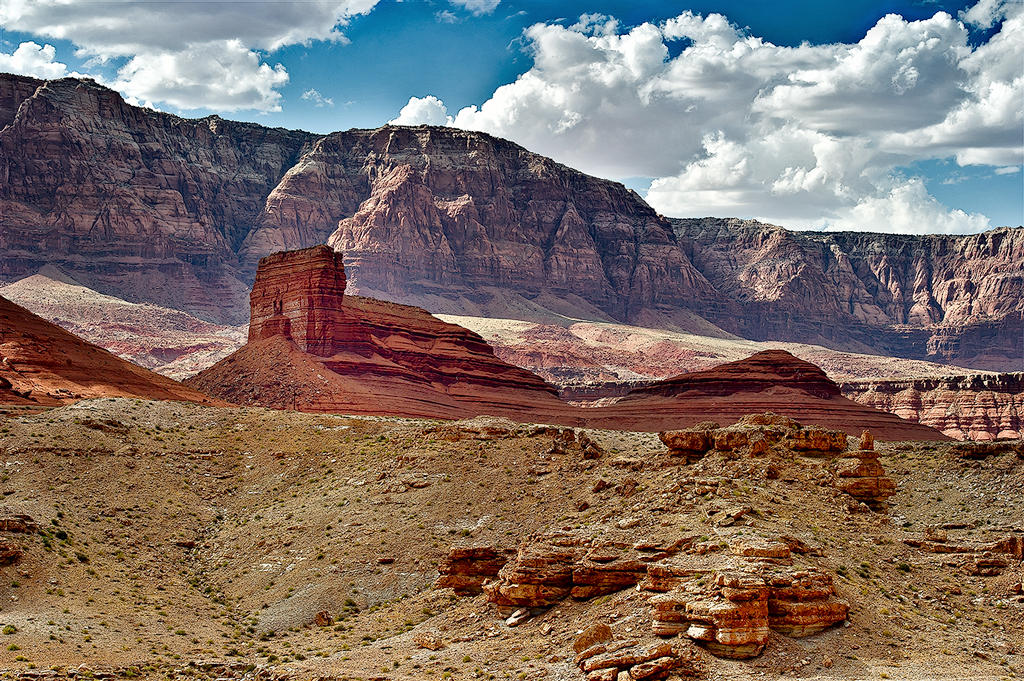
xmin=0 ymin=0 xmax=380 ymax=111
xmin=413 ymin=2 xmax=1022 ymax=233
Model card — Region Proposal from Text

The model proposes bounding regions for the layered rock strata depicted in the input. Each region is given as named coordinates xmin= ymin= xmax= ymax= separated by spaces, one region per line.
xmin=842 ymin=373 xmax=1024 ymax=441
xmin=435 ymin=545 xmax=512 ymax=595
xmin=0 ymin=295 xmax=220 ymax=407
xmin=187 ymin=246 xmax=579 ymax=422
xmin=1 ymin=74 xmax=1020 ymax=369
xmin=443 ymin=528 xmax=848 ymax=661
xmin=659 ymin=414 xmax=849 ymax=462
xmin=673 ymin=218 xmax=1024 ymax=370
xmin=834 ymin=450 xmax=897 ymax=510
xmin=585 ymin=351 xmax=948 ymax=440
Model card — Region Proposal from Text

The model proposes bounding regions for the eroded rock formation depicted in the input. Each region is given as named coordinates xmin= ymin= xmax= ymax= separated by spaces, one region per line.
xmin=186 ymin=246 xmax=578 ymax=421
xmin=443 ymin=527 xmax=848 ymax=662
xmin=673 ymin=218 xmax=1024 ymax=370
xmin=1 ymin=74 xmax=1020 ymax=370
xmin=585 ymin=351 xmax=948 ymax=440
xmin=659 ymin=414 xmax=849 ymax=462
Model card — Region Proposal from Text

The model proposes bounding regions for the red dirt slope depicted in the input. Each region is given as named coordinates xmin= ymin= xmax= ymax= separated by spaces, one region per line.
xmin=584 ymin=350 xmax=949 ymax=440
xmin=187 ymin=246 xmax=579 ymax=423
xmin=0 ymin=295 xmax=220 ymax=406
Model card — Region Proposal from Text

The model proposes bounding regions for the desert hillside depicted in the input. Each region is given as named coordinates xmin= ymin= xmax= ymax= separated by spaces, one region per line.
xmin=0 ymin=399 xmax=1021 ymax=679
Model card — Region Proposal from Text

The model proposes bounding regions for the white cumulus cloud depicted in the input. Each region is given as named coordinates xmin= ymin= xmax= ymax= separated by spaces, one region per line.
xmin=0 ymin=41 xmax=71 ymax=80
xmin=301 ymin=88 xmax=335 ymax=108
xmin=0 ymin=0 xmax=380 ymax=112
xmin=433 ymin=1 xmax=1022 ymax=233
xmin=449 ymin=0 xmax=501 ymax=16
xmin=390 ymin=95 xmax=453 ymax=126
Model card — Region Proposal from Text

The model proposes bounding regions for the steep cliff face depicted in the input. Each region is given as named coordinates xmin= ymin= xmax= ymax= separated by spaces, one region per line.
xmin=842 ymin=373 xmax=1024 ymax=441
xmin=188 ymin=246 xmax=575 ymax=421
xmin=244 ymin=125 xmax=714 ymax=320
xmin=673 ymin=218 xmax=1024 ymax=369
xmin=1 ymin=73 xmax=1020 ymax=369
xmin=0 ymin=75 xmax=314 ymax=323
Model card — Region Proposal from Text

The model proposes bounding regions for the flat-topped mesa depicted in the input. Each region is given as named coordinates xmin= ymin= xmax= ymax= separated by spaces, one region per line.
xmin=248 ymin=245 xmax=347 ymax=355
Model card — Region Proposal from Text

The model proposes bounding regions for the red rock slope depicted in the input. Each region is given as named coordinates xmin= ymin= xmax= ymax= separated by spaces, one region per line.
xmin=187 ymin=246 xmax=944 ymax=440
xmin=186 ymin=246 xmax=579 ymax=422
xmin=585 ymin=350 xmax=949 ymax=441
xmin=0 ymin=295 xmax=220 ymax=407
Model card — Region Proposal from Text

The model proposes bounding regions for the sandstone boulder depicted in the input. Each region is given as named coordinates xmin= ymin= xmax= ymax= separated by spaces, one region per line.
xmin=436 ymin=544 xmax=511 ymax=595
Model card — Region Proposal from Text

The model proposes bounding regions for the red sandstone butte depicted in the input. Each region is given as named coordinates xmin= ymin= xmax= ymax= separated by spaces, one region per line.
xmin=0 ymin=295 xmax=220 ymax=407
xmin=187 ymin=246 xmax=580 ymax=422
xmin=188 ymin=246 xmax=946 ymax=441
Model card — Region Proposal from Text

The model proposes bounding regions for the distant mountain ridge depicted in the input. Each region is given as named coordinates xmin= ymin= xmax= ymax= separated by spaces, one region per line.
xmin=1 ymin=73 xmax=1020 ymax=370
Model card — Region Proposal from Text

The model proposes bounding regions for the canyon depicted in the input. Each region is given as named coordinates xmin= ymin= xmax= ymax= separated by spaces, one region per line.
xmin=1 ymin=73 xmax=1020 ymax=371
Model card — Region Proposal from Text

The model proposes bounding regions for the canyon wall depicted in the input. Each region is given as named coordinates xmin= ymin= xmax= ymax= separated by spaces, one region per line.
xmin=842 ymin=373 xmax=1023 ymax=441
xmin=2 ymin=74 xmax=1020 ymax=369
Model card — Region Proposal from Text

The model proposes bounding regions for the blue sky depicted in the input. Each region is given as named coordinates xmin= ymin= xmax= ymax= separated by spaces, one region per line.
xmin=1 ymin=0 xmax=1021 ymax=232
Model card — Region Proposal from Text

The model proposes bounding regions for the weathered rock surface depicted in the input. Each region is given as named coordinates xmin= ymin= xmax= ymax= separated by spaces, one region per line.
xmin=673 ymin=218 xmax=1024 ymax=370
xmin=660 ymin=414 xmax=849 ymax=462
xmin=0 ymin=509 xmax=38 ymax=533
xmin=645 ymin=540 xmax=848 ymax=658
xmin=0 ymin=538 xmax=23 ymax=565
xmin=1 ymin=74 xmax=1020 ymax=371
xmin=436 ymin=545 xmax=512 ymax=595
xmin=0 ymin=295 xmax=221 ymax=407
xmin=186 ymin=246 xmax=579 ymax=422
xmin=842 ymin=373 xmax=1024 ymax=441
xmin=834 ymin=450 xmax=897 ymax=510
xmin=455 ymin=526 xmax=848 ymax=661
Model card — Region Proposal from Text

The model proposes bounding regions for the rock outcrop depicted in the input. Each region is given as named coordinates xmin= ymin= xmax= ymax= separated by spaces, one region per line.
xmin=586 ymin=351 xmax=948 ymax=440
xmin=447 ymin=527 xmax=848 ymax=662
xmin=842 ymin=373 xmax=1024 ymax=441
xmin=186 ymin=246 xmax=579 ymax=422
xmin=0 ymin=295 xmax=220 ymax=407
xmin=436 ymin=545 xmax=512 ymax=595
xmin=1 ymin=74 xmax=1020 ymax=370
xmin=659 ymin=414 xmax=849 ymax=462
xmin=834 ymin=449 xmax=897 ymax=510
